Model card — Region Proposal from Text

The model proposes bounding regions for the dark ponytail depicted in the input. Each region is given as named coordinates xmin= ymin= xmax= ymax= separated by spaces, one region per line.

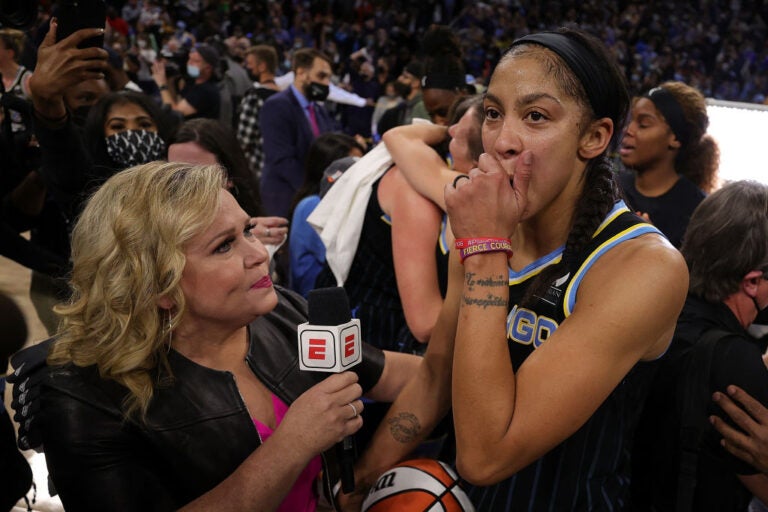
xmin=521 ymin=156 xmax=619 ymax=307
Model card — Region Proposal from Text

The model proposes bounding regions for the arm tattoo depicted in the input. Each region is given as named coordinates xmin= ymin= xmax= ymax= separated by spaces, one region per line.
xmin=462 ymin=293 xmax=507 ymax=309
xmin=387 ymin=412 xmax=421 ymax=443
xmin=465 ymin=272 xmax=506 ymax=291
xmin=464 ymin=273 xmax=507 ymax=308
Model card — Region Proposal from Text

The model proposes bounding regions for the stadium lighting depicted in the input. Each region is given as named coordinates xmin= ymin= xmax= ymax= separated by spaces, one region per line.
xmin=706 ymin=99 xmax=768 ymax=187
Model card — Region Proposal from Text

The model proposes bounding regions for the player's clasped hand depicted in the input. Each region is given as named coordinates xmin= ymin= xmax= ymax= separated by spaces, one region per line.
xmin=445 ymin=150 xmax=533 ymax=241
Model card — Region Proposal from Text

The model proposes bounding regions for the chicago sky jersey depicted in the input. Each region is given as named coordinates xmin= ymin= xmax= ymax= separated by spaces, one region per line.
xmin=467 ymin=201 xmax=664 ymax=511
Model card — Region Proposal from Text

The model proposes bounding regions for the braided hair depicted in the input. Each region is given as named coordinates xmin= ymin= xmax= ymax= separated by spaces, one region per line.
xmin=505 ymin=29 xmax=630 ymax=307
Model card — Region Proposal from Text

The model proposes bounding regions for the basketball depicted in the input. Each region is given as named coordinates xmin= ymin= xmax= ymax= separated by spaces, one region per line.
xmin=361 ymin=458 xmax=475 ymax=512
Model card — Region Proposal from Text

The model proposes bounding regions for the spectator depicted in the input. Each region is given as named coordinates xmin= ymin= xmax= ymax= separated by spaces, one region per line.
xmin=25 ymin=22 xmax=113 ymax=334
xmin=152 ymin=43 xmax=221 ymax=120
xmin=0 ymin=293 xmax=32 ymax=511
xmin=288 ymin=133 xmax=364 ymax=297
xmin=340 ymin=59 xmax=379 ymax=140
xmin=167 ymin=117 xmax=264 ymax=218
xmin=208 ymin=37 xmax=252 ymax=129
xmin=618 ymin=81 xmax=719 ymax=248
xmin=237 ymin=44 xmax=280 ymax=181
xmin=632 ymin=180 xmax=768 ymax=510
xmin=259 ymin=48 xmax=339 ymax=218
xmin=0 ymin=28 xmax=33 ymax=134
xmin=376 ymin=59 xmax=428 ymax=136
xmin=370 ymin=80 xmax=400 ymax=142
xmin=104 ymin=47 xmax=143 ymax=93
xmin=121 ymin=0 xmax=143 ymax=27
xmin=420 ymin=25 xmax=472 ymax=126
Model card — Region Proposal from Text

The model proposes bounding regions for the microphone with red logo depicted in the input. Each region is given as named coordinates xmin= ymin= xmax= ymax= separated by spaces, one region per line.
xmin=298 ymin=287 xmax=362 ymax=493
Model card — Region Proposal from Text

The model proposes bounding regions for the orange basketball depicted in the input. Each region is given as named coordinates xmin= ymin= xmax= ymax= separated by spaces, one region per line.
xmin=361 ymin=458 xmax=475 ymax=512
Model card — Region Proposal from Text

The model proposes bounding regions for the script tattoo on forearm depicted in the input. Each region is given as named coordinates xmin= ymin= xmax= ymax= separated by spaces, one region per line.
xmin=387 ymin=412 xmax=421 ymax=443
xmin=465 ymin=272 xmax=507 ymax=291
xmin=463 ymin=272 xmax=507 ymax=308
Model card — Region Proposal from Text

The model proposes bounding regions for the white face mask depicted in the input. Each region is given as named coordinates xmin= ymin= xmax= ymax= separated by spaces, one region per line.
xmin=187 ymin=65 xmax=200 ymax=78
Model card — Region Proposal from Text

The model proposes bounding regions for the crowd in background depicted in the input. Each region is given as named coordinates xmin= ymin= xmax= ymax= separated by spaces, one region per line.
xmin=5 ymin=0 xmax=768 ymax=108
xmin=5 ymin=1 xmax=768 ymax=511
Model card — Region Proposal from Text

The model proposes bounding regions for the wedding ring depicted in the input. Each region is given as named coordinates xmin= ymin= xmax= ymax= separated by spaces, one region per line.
xmin=265 ymin=228 xmax=271 ymax=237
xmin=347 ymin=402 xmax=358 ymax=419
xmin=453 ymin=174 xmax=470 ymax=188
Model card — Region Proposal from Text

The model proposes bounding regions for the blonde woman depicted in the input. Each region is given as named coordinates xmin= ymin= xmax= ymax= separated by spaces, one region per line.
xmin=10 ymin=162 xmax=417 ymax=511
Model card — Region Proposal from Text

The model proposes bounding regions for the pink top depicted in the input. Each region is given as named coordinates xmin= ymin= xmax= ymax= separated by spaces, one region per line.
xmin=253 ymin=394 xmax=322 ymax=512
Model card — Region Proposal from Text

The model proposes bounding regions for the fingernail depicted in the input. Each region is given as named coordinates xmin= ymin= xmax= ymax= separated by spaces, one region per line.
xmin=727 ymin=385 xmax=736 ymax=395
xmin=713 ymin=392 xmax=721 ymax=401
xmin=709 ymin=416 xmax=715 ymax=425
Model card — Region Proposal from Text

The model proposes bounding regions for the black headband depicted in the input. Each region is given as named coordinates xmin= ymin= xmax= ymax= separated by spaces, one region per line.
xmin=644 ymin=86 xmax=690 ymax=145
xmin=509 ymin=32 xmax=617 ymax=123
xmin=422 ymin=73 xmax=466 ymax=91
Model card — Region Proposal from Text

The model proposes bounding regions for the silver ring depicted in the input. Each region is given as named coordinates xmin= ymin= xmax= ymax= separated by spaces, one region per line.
xmin=347 ymin=402 xmax=358 ymax=419
xmin=265 ymin=228 xmax=271 ymax=237
xmin=453 ymin=174 xmax=470 ymax=188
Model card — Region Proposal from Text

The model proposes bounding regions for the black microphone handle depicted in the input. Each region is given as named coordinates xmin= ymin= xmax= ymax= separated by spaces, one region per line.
xmin=307 ymin=287 xmax=357 ymax=493
xmin=339 ymin=434 xmax=355 ymax=493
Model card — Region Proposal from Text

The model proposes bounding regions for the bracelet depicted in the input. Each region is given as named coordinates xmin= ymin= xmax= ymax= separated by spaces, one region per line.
xmin=159 ymin=85 xmax=169 ymax=91
xmin=455 ymin=237 xmax=513 ymax=263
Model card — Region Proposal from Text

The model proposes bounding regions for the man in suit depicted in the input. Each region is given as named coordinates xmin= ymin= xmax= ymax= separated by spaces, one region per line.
xmin=259 ymin=48 xmax=338 ymax=218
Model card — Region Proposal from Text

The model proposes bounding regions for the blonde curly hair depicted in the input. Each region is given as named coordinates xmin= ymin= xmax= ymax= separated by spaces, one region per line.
xmin=48 ymin=161 xmax=227 ymax=420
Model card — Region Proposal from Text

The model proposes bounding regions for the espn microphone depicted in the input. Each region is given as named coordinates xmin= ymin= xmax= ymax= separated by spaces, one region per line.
xmin=298 ymin=287 xmax=361 ymax=493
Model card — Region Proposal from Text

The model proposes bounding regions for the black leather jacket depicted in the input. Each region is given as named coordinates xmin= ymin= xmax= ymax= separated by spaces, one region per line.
xmin=10 ymin=286 xmax=385 ymax=511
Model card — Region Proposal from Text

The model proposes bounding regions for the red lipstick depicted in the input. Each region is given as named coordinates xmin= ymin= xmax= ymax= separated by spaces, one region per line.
xmin=251 ymin=276 xmax=273 ymax=289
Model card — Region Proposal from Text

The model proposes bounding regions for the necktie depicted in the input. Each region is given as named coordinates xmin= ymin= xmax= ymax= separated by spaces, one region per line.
xmin=307 ymin=103 xmax=320 ymax=137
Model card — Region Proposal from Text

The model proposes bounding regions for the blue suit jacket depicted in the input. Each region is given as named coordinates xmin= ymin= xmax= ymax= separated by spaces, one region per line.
xmin=259 ymin=88 xmax=338 ymax=217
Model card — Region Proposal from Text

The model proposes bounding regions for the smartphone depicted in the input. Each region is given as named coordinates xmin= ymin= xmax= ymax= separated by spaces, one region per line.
xmin=55 ymin=0 xmax=107 ymax=49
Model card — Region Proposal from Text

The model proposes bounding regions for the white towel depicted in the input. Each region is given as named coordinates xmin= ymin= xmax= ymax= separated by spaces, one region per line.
xmin=307 ymin=142 xmax=393 ymax=285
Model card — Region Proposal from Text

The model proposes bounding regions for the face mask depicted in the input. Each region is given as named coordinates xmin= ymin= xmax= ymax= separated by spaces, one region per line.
xmin=71 ymin=106 xmax=92 ymax=126
xmin=305 ymin=82 xmax=330 ymax=102
xmin=187 ymin=64 xmax=200 ymax=78
xmin=393 ymin=81 xmax=411 ymax=99
xmin=105 ymin=130 xmax=166 ymax=169
xmin=753 ymin=287 xmax=768 ymax=324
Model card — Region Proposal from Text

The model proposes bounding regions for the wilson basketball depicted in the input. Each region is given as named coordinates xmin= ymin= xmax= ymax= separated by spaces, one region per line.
xmin=361 ymin=458 xmax=475 ymax=511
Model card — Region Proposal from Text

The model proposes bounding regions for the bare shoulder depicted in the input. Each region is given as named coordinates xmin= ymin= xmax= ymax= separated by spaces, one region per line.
xmin=576 ymin=232 xmax=688 ymax=358
xmin=591 ymin=231 xmax=687 ymax=283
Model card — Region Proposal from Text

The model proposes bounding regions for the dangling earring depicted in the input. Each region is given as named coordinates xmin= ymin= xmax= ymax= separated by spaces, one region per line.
xmin=166 ymin=311 xmax=173 ymax=353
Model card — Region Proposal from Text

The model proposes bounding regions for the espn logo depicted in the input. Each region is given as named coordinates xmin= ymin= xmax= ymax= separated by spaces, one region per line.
xmin=298 ymin=319 xmax=362 ymax=372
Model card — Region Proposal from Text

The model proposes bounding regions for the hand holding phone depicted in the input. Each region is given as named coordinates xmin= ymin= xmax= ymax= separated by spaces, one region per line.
xmin=28 ymin=19 xmax=108 ymax=110
xmin=55 ymin=0 xmax=107 ymax=49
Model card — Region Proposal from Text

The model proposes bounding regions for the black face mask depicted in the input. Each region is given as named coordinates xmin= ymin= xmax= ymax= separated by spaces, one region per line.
xmin=393 ymin=81 xmax=411 ymax=99
xmin=71 ymin=106 xmax=92 ymax=127
xmin=305 ymin=82 xmax=330 ymax=102
xmin=754 ymin=296 xmax=768 ymax=325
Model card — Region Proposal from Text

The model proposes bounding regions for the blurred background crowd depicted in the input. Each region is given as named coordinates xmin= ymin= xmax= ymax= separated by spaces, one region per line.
xmin=5 ymin=0 xmax=768 ymax=107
